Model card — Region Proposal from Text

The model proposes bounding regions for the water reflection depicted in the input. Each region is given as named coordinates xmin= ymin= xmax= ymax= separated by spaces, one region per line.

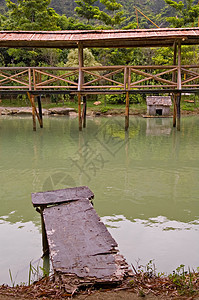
xmin=146 ymin=118 xmax=172 ymax=136
xmin=102 ymin=215 xmax=199 ymax=274
xmin=0 ymin=115 xmax=199 ymax=283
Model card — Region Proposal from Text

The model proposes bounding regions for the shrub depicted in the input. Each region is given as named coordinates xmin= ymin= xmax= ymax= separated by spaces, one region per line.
xmin=105 ymin=93 xmax=145 ymax=104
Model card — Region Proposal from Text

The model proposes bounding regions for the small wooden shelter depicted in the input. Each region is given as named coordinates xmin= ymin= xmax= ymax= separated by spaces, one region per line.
xmin=146 ymin=96 xmax=172 ymax=116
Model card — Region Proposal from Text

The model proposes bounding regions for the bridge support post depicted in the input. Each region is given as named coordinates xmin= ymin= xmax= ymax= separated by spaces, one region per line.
xmin=125 ymin=91 xmax=129 ymax=131
xmin=27 ymin=92 xmax=43 ymax=131
xmin=31 ymin=95 xmax=36 ymax=131
xmin=78 ymin=92 xmax=82 ymax=131
xmin=173 ymin=94 xmax=177 ymax=127
xmin=37 ymin=95 xmax=43 ymax=128
xmin=82 ymin=95 xmax=87 ymax=128
xmin=176 ymin=93 xmax=181 ymax=131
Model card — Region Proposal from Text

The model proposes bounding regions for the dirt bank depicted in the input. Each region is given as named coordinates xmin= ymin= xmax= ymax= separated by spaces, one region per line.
xmin=1 ymin=105 xmax=199 ymax=118
xmin=1 ymin=272 xmax=199 ymax=300
xmin=0 ymin=106 xmax=76 ymax=116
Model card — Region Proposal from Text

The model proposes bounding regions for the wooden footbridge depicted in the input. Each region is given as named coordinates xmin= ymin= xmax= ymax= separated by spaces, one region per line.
xmin=32 ymin=186 xmax=131 ymax=292
xmin=1 ymin=28 xmax=199 ymax=131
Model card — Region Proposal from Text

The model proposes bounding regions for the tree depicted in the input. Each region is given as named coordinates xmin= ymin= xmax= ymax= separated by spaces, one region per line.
xmin=95 ymin=0 xmax=125 ymax=26
xmin=164 ymin=0 xmax=199 ymax=27
xmin=2 ymin=0 xmax=61 ymax=30
xmin=75 ymin=0 xmax=99 ymax=24
xmin=75 ymin=0 xmax=125 ymax=27
xmin=65 ymin=48 xmax=101 ymax=67
xmin=0 ymin=0 xmax=65 ymax=66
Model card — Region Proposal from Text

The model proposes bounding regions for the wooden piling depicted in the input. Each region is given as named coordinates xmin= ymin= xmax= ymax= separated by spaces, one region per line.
xmin=41 ymin=209 xmax=49 ymax=255
xmin=173 ymin=94 xmax=177 ymax=128
xmin=125 ymin=91 xmax=129 ymax=131
xmin=82 ymin=95 xmax=87 ymax=128
xmin=176 ymin=93 xmax=181 ymax=131
xmin=36 ymin=207 xmax=49 ymax=256
xmin=27 ymin=92 xmax=43 ymax=130
xmin=37 ymin=95 xmax=43 ymax=128
xmin=42 ymin=254 xmax=50 ymax=277
xmin=31 ymin=94 xmax=36 ymax=131
xmin=78 ymin=92 xmax=82 ymax=131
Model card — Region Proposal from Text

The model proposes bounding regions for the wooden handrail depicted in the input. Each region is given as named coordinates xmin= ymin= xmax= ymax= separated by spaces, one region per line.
xmin=0 ymin=65 xmax=198 ymax=91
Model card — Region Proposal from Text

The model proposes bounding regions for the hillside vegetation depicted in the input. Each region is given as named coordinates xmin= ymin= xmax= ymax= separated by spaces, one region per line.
xmin=0 ymin=0 xmax=175 ymax=26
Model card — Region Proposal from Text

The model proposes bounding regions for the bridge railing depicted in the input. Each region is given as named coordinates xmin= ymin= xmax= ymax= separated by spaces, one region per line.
xmin=0 ymin=67 xmax=31 ymax=90
xmin=0 ymin=65 xmax=199 ymax=91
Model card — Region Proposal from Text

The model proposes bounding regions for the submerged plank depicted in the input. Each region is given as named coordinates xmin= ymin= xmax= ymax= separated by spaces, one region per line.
xmin=32 ymin=186 xmax=94 ymax=207
xmin=43 ymin=199 xmax=130 ymax=288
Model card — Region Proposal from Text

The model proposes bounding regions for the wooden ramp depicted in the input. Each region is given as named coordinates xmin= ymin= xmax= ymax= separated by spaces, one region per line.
xmin=32 ymin=186 xmax=131 ymax=292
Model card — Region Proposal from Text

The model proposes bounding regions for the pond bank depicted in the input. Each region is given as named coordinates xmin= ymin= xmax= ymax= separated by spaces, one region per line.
xmin=1 ymin=271 xmax=199 ymax=299
xmin=0 ymin=105 xmax=199 ymax=117
xmin=0 ymin=106 xmax=76 ymax=116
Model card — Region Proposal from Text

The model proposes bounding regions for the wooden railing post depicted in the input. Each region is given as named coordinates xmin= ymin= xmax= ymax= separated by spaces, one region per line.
xmin=28 ymin=68 xmax=32 ymax=91
xmin=124 ymin=66 xmax=127 ymax=90
xmin=78 ymin=42 xmax=84 ymax=92
xmin=177 ymin=41 xmax=182 ymax=90
xmin=33 ymin=68 xmax=36 ymax=91
xmin=128 ymin=67 xmax=131 ymax=90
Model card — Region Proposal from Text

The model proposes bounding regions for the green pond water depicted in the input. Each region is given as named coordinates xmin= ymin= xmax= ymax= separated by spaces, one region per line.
xmin=0 ymin=114 xmax=199 ymax=285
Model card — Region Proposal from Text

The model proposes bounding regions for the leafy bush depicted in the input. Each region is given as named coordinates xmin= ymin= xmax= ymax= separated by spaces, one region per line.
xmin=105 ymin=93 xmax=145 ymax=104
xmin=100 ymin=106 xmax=110 ymax=113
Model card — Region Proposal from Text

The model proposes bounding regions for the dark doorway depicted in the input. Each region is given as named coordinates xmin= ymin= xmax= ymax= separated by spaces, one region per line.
xmin=156 ymin=109 xmax=162 ymax=116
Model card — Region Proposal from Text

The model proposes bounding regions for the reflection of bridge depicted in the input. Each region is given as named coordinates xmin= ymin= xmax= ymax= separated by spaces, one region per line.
xmin=1 ymin=28 xmax=199 ymax=130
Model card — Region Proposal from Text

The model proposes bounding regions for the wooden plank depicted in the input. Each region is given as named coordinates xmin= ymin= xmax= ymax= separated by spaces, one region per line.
xmin=43 ymin=199 xmax=130 ymax=285
xmin=32 ymin=186 xmax=94 ymax=207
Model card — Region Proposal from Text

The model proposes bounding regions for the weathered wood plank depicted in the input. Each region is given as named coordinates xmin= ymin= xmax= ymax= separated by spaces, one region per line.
xmin=32 ymin=186 xmax=94 ymax=207
xmin=43 ymin=199 xmax=130 ymax=284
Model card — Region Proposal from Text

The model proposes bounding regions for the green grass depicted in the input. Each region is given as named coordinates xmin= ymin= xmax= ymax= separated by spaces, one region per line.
xmin=1 ymin=95 xmax=199 ymax=115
